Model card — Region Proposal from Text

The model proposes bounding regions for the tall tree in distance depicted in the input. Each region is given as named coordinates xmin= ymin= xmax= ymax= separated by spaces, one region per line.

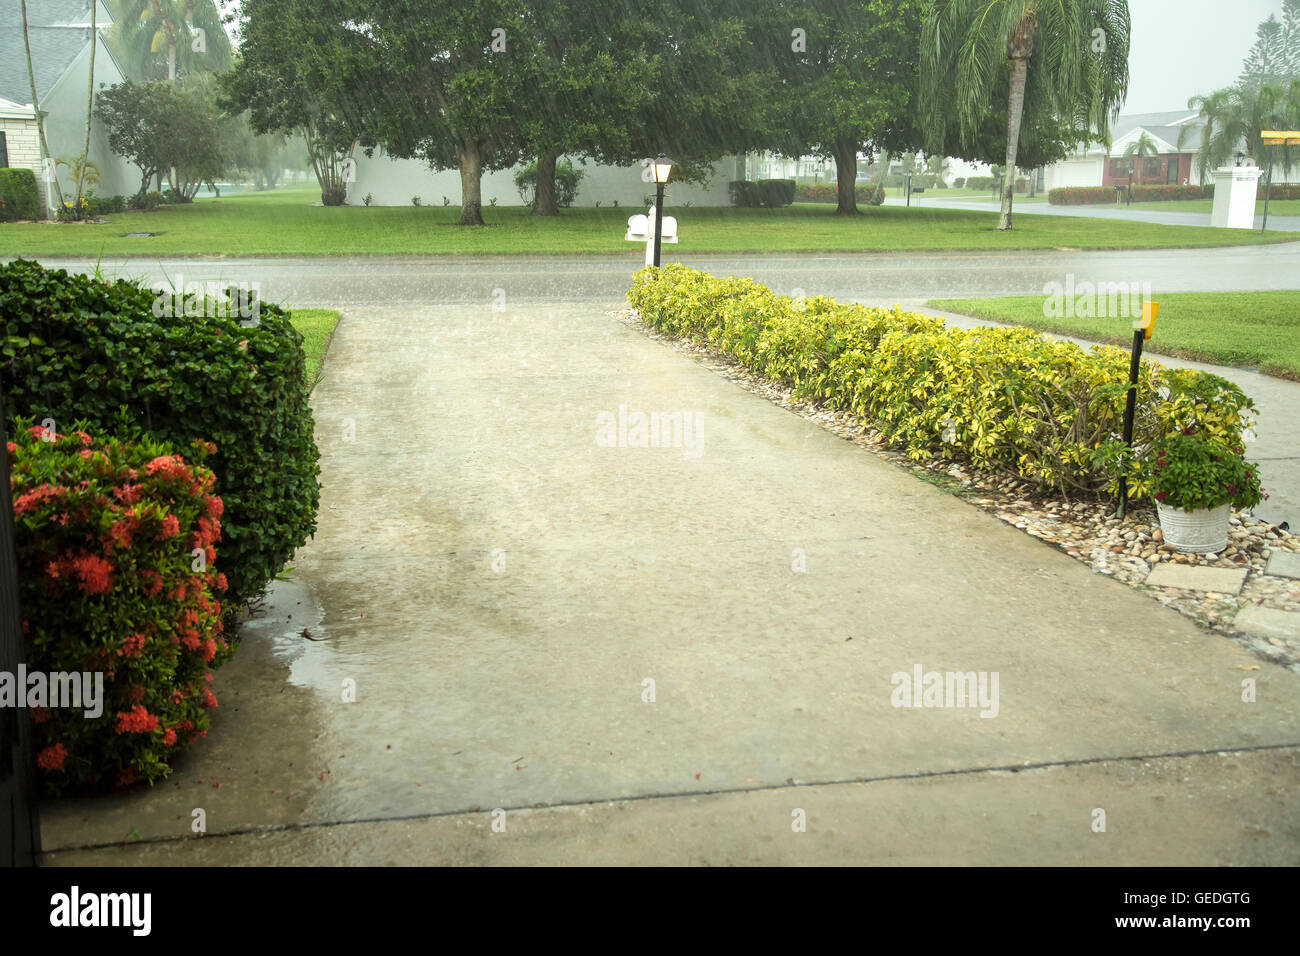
xmin=76 ymin=0 xmax=98 ymax=214
xmin=1238 ymin=1 xmax=1300 ymax=90
xmin=20 ymin=0 xmax=64 ymax=212
xmin=104 ymin=0 xmax=232 ymax=82
xmin=755 ymin=0 xmax=926 ymax=215
xmin=921 ymin=0 xmax=1131 ymax=230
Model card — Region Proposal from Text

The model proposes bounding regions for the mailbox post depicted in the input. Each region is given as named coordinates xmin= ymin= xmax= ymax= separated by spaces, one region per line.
xmin=626 ymin=208 xmax=678 ymax=266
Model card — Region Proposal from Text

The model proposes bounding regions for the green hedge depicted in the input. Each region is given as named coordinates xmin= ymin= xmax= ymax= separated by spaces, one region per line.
xmin=1049 ymin=182 xmax=1300 ymax=205
xmin=0 ymin=168 xmax=41 ymax=221
xmin=0 ymin=259 xmax=321 ymax=612
xmin=728 ymin=179 xmax=795 ymax=208
xmin=793 ymin=183 xmax=885 ymax=205
xmin=626 ymin=266 xmax=1255 ymax=497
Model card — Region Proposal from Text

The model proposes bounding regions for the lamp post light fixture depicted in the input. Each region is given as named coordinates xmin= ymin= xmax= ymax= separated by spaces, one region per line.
xmin=1235 ymin=151 xmax=1245 ymax=167
xmin=651 ymin=154 xmax=674 ymax=268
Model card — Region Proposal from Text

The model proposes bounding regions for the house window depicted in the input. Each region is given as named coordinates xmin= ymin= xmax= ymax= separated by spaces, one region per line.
xmin=1109 ymin=158 xmax=1128 ymax=178
xmin=1166 ymin=157 xmax=1179 ymax=184
xmin=0 ymin=132 xmax=8 ymax=168
xmin=1144 ymin=157 xmax=1161 ymax=178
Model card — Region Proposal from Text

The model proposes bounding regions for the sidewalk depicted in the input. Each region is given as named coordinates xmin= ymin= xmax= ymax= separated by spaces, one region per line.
xmin=39 ymin=303 xmax=1300 ymax=865
xmin=886 ymin=195 xmax=1300 ymax=232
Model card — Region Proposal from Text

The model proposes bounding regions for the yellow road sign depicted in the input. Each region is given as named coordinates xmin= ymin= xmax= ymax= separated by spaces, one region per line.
xmin=1261 ymin=130 xmax=1300 ymax=146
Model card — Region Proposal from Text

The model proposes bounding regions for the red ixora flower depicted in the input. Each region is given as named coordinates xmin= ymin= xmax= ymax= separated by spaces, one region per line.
xmin=1180 ymin=426 xmax=1196 ymax=435
xmin=1226 ymin=483 xmax=1237 ymax=496
xmin=1155 ymin=491 xmax=1168 ymax=502
xmin=57 ymin=552 xmax=114 ymax=595
xmin=158 ymin=513 xmax=180 ymax=539
xmin=162 ymin=727 xmax=177 ymax=747
xmin=36 ymin=743 xmax=68 ymax=771
xmin=115 ymin=705 xmax=159 ymax=734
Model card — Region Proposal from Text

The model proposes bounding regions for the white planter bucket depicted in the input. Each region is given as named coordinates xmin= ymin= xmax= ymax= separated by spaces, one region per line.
xmin=1156 ymin=502 xmax=1230 ymax=554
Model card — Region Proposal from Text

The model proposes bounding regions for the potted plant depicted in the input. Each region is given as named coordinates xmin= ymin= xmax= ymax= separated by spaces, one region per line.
xmin=1144 ymin=432 xmax=1263 ymax=553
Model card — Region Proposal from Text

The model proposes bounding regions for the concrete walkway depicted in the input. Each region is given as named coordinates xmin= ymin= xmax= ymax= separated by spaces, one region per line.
xmin=887 ymin=195 xmax=1300 ymax=232
xmin=40 ymin=303 xmax=1300 ymax=865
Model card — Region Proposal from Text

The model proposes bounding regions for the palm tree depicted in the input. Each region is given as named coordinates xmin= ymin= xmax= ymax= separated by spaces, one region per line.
xmin=75 ymin=0 xmax=98 ymax=217
xmin=1122 ymin=130 xmax=1160 ymax=186
xmin=921 ymin=0 xmax=1131 ymax=230
xmin=20 ymin=0 xmax=64 ymax=213
xmin=104 ymin=0 xmax=231 ymax=82
xmin=1182 ymin=79 xmax=1300 ymax=183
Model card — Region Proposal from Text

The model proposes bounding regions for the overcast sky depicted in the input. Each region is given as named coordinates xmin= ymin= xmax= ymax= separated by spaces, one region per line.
xmin=1126 ymin=0 xmax=1282 ymax=113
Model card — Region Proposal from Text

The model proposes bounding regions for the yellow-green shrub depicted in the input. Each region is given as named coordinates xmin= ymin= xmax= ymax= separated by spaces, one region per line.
xmin=627 ymin=265 xmax=1256 ymax=496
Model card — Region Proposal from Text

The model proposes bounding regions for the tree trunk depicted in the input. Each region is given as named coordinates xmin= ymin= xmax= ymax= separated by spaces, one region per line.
xmin=832 ymin=140 xmax=859 ymax=215
xmin=533 ymin=148 xmax=561 ymax=216
xmin=76 ymin=0 xmax=96 ymax=218
xmin=457 ymin=139 xmax=484 ymax=226
xmin=1000 ymin=56 xmax=1030 ymax=231
xmin=20 ymin=0 xmax=64 ymax=214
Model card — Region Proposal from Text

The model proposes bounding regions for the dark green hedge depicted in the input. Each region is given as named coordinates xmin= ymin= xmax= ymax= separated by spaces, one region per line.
xmin=0 ymin=259 xmax=321 ymax=611
xmin=728 ymin=179 xmax=795 ymax=208
xmin=0 ymin=168 xmax=41 ymax=221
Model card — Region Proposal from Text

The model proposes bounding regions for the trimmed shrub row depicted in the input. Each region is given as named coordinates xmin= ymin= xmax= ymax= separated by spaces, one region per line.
xmin=728 ymin=179 xmax=796 ymax=207
xmin=0 ymin=259 xmax=321 ymax=612
xmin=0 ymin=168 xmax=41 ymax=221
xmin=793 ymin=183 xmax=885 ymax=205
xmin=626 ymin=265 xmax=1255 ymax=497
xmin=1049 ymin=182 xmax=1300 ymax=205
xmin=8 ymin=422 xmax=232 ymax=792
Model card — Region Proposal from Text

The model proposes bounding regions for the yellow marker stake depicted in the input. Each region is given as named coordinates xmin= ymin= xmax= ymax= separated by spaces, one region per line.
xmin=1133 ymin=300 xmax=1158 ymax=340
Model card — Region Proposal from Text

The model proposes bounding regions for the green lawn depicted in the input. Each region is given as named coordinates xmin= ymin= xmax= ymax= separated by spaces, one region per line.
xmin=1 ymin=186 xmax=1294 ymax=256
xmin=288 ymin=308 xmax=340 ymax=389
xmin=928 ymin=291 xmax=1300 ymax=380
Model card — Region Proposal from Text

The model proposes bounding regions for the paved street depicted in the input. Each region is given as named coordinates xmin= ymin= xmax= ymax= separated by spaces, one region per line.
xmin=39 ymin=302 xmax=1300 ymax=865
xmin=23 ymin=249 xmax=1300 ymax=525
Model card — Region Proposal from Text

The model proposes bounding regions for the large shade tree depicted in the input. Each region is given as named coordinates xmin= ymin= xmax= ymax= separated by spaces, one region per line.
xmin=921 ymin=0 xmax=1131 ymax=229
xmin=220 ymin=0 xmax=362 ymax=205
xmin=753 ymin=0 xmax=927 ymax=215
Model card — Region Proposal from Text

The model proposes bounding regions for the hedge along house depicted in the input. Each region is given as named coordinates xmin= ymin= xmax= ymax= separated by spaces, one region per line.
xmin=0 ymin=0 xmax=135 ymax=215
xmin=347 ymin=148 xmax=738 ymax=208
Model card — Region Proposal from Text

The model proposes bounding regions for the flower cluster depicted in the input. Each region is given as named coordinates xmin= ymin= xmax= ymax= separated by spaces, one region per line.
xmin=8 ymin=421 xmax=234 ymax=794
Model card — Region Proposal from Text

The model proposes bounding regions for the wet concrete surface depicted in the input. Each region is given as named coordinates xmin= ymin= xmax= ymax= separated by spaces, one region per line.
xmin=886 ymin=195 xmax=1300 ymax=233
xmin=19 ymin=242 xmax=1300 ymax=307
xmin=38 ymin=304 xmax=1300 ymax=864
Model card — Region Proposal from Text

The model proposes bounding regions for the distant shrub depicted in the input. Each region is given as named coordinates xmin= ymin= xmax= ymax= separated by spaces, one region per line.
xmin=0 ymin=168 xmax=42 ymax=221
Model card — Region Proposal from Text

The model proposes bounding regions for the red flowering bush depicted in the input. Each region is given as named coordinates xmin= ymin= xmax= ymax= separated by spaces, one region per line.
xmin=8 ymin=421 xmax=233 ymax=793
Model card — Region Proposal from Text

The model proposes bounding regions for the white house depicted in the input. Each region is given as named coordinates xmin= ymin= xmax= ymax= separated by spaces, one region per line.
xmin=0 ymin=0 xmax=135 ymax=214
xmin=349 ymin=148 xmax=742 ymax=208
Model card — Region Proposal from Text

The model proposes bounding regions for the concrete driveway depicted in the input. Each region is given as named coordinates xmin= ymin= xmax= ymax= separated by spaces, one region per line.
xmin=38 ymin=302 xmax=1300 ymax=865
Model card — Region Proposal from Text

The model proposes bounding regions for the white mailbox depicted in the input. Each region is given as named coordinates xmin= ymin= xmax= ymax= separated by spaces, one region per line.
xmin=626 ymin=207 xmax=679 ymax=266
xmin=625 ymin=214 xmax=649 ymax=241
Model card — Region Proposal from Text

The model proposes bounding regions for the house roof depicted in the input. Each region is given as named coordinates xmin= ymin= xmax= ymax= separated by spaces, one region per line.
xmin=0 ymin=1 xmax=114 ymax=106
xmin=1072 ymin=110 xmax=1206 ymax=156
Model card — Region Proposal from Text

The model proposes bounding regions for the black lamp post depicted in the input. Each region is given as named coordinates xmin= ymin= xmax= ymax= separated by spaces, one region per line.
xmin=651 ymin=154 xmax=674 ymax=268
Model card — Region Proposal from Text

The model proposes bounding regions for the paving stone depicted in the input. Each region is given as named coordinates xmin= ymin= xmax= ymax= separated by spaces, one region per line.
xmin=1232 ymin=606 xmax=1300 ymax=642
xmin=1265 ymin=551 xmax=1300 ymax=581
xmin=1145 ymin=563 xmax=1247 ymax=594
